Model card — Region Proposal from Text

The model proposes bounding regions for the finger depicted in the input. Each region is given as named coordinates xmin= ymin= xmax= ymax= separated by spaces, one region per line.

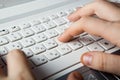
xmin=81 ymin=51 xmax=120 ymax=76
xmin=67 ymin=71 xmax=83 ymax=80
xmin=59 ymin=16 xmax=120 ymax=47
xmin=68 ymin=0 xmax=120 ymax=22
xmin=6 ymin=49 xmax=35 ymax=80
xmin=68 ymin=7 xmax=82 ymax=22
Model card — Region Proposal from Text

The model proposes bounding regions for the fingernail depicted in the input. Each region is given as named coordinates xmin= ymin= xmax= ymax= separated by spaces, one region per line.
xmin=83 ymin=53 xmax=93 ymax=65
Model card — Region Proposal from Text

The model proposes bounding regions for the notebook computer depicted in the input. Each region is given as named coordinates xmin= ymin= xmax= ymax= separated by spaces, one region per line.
xmin=0 ymin=0 xmax=120 ymax=80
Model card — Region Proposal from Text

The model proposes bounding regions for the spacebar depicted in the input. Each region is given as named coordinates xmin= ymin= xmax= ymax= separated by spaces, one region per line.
xmin=32 ymin=47 xmax=88 ymax=80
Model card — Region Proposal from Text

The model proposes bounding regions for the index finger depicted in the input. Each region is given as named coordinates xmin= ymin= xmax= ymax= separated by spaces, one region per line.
xmin=58 ymin=16 xmax=120 ymax=44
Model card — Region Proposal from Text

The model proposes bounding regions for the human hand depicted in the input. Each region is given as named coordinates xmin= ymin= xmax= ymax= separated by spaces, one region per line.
xmin=0 ymin=49 xmax=35 ymax=80
xmin=58 ymin=0 xmax=120 ymax=79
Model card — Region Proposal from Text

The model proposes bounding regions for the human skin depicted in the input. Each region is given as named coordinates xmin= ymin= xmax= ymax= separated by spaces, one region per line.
xmin=0 ymin=0 xmax=120 ymax=80
xmin=58 ymin=0 xmax=120 ymax=80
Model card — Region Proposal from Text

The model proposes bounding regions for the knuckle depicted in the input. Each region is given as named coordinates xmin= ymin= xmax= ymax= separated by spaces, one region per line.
xmin=80 ymin=17 xmax=90 ymax=27
xmin=80 ymin=17 xmax=88 ymax=24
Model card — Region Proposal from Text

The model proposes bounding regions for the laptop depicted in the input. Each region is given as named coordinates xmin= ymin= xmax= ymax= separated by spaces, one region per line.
xmin=0 ymin=0 xmax=120 ymax=80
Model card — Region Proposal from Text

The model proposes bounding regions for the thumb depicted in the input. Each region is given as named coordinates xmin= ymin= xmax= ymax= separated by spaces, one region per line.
xmin=81 ymin=51 xmax=120 ymax=76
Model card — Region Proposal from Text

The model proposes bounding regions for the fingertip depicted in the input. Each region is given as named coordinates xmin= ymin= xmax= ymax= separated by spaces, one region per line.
xmin=67 ymin=7 xmax=82 ymax=22
xmin=58 ymin=33 xmax=73 ymax=42
xmin=67 ymin=14 xmax=77 ymax=22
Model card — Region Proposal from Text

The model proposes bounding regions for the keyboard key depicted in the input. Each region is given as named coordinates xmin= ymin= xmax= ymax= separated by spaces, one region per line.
xmin=98 ymin=39 xmax=115 ymax=50
xmin=20 ymin=38 xmax=35 ymax=48
xmin=58 ymin=11 xmax=67 ymax=17
xmin=79 ymin=35 xmax=94 ymax=45
xmin=54 ymin=37 xmax=64 ymax=45
xmin=49 ymin=14 xmax=59 ymax=20
xmin=54 ymin=18 xmax=67 ymax=26
xmin=106 ymin=46 xmax=120 ymax=53
xmin=30 ymin=44 xmax=46 ymax=54
xmin=22 ymin=48 xmax=33 ymax=57
xmin=30 ymin=20 xmax=41 ymax=26
xmin=0 ymin=47 xmax=8 ymax=56
xmin=66 ymin=8 xmax=75 ymax=14
xmin=80 ymin=32 xmax=88 ymax=36
xmin=40 ymin=17 xmax=50 ymax=23
xmin=9 ymin=26 xmax=20 ymax=32
xmin=0 ymin=29 xmax=9 ymax=36
xmin=7 ymin=32 xmax=22 ymax=42
xmin=21 ymin=23 xmax=31 ymax=29
xmin=6 ymin=42 xmax=22 ymax=51
xmin=45 ymin=29 xmax=58 ymax=38
xmin=63 ymin=16 xmax=70 ymax=22
xmin=57 ymin=44 xmax=72 ymax=55
xmin=32 ymin=47 xmax=88 ymax=80
xmin=21 ymin=28 xmax=34 ymax=37
xmin=87 ymin=42 xmax=104 ymax=51
xmin=30 ymin=54 xmax=48 ymax=66
xmin=33 ymin=33 xmax=47 ymax=43
xmin=55 ymin=25 xmax=68 ymax=34
xmin=44 ymin=21 xmax=57 ymax=29
xmin=0 ymin=37 xmax=8 ymax=46
xmin=43 ymin=39 xmax=58 ymax=50
xmin=68 ymin=39 xmax=83 ymax=50
xmin=31 ymin=24 xmax=46 ymax=33
xmin=45 ymin=49 xmax=60 ymax=60
xmin=89 ymin=35 xmax=102 ymax=41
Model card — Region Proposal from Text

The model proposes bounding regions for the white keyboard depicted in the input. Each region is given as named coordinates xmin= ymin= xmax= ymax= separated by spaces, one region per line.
xmin=0 ymin=2 xmax=120 ymax=80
